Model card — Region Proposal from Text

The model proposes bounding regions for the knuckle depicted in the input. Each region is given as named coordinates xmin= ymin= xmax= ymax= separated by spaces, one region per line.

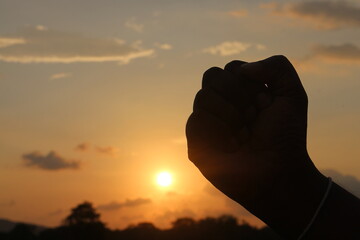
xmin=193 ymin=89 xmax=206 ymax=110
xmin=202 ymin=67 xmax=223 ymax=89
xmin=271 ymin=55 xmax=290 ymax=65
xmin=302 ymin=92 xmax=309 ymax=106
xmin=224 ymin=60 xmax=245 ymax=72
xmin=268 ymin=55 xmax=294 ymax=71
xmin=203 ymin=66 xmax=223 ymax=79
xmin=185 ymin=112 xmax=197 ymax=136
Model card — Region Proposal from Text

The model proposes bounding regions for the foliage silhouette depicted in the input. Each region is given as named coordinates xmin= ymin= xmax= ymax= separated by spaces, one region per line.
xmin=6 ymin=223 xmax=36 ymax=240
xmin=63 ymin=201 xmax=102 ymax=226
xmin=0 ymin=201 xmax=282 ymax=240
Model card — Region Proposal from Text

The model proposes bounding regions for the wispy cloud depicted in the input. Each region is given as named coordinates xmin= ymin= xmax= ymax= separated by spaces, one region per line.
xmin=311 ymin=43 xmax=360 ymax=63
xmin=228 ymin=9 xmax=248 ymax=18
xmin=293 ymin=43 xmax=360 ymax=74
xmin=74 ymin=142 xmax=120 ymax=156
xmin=0 ymin=200 xmax=16 ymax=207
xmin=0 ymin=37 xmax=26 ymax=48
xmin=35 ymin=25 xmax=47 ymax=31
xmin=22 ymin=151 xmax=80 ymax=170
xmin=203 ymin=41 xmax=265 ymax=57
xmin=203 ymin=41 xmax=251 ymax=56
xmin=299 ymin=43 xmax=360 ymax=66
xmin=263 ymin=1 xmax=360 ymax=30
xmin=97 ymin=198 xmax=151 ymax=211
xmin=155 ymin=43 xmax=173 ymax=50
xmin=75 ymin=142 xmax=91 ymax=152
xmin=50 ymin=72 xmax=72 ymax=80
xmin=0 ymin=26 xmax=154 ymax=64
xmin=125 ymin=18 xmax=144 ymax=33
xmin=95 ymin=145 xmax=120 ymax=157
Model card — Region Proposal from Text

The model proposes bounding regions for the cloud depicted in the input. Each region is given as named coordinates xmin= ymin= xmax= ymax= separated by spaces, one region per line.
xmin=0 ymin=200 xmax=16 ymax=207
xmin=0 ymin=37 xmax=26 ymax=48
xmin=95 ymin=145 xmax=120 ymax=156
xmin=22 ymin=151 xmax=80 ymax=170
xmin=74 ymin=142 xmax=119 ymax=156
xmin=322 ymin=169 xmax=360 ymax=198
xmin=50 ymin=72 xmax=72 ymax=80
xmin=297 ymin=43 xmax=360 ymax=68
xmin=74 ymin=142 xmax=91 ymax=152
xmin=155 ymin=43 xmax=173 ymax=50
xmin=263 ymin=1 xmax=360 ymax=30
xmin=293 ymin=43 xmax=360 ymax=74
xmin=203 ymin=41 xmax=265 ymax=57
xmin=255 ymin=44 xmax=266 ymax=50
xmin=228 ymin=9 xmax=248 ymax=18
xmin=310 ymin=43 xmax=360 ymax=63
xmin=35 ymin=25 xmax=47 ymax=31
xmin=0 ymin=26 xmax=154 ymax=64
xmin=125 ymin=18 xmax=144 ymax=33
xmin=97 ymin=198 xmax=152 ymax=211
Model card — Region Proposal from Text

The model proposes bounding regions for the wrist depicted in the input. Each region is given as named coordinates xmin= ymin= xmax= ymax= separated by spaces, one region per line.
xmin=252 ymin=158 xmax=329 ymax=239
xmin=305 ymin=182 xmax=360 ymax=239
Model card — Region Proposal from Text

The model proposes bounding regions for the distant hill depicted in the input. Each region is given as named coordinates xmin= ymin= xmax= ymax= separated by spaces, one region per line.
xmin=0 ymin=218 xmax=47 ymax=234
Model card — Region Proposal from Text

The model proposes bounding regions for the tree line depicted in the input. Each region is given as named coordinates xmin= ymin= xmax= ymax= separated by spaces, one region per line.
xmin=0 ymin=201 xmax=282 ymax=240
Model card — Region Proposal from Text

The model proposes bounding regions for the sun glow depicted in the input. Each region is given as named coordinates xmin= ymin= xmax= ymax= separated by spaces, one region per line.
xmin=156 ymin=171 xmax=172 ymax=187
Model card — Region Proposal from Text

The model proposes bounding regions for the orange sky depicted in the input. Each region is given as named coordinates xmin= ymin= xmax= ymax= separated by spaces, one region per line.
xmin=1 ymin=0 xmax=360 ymax=230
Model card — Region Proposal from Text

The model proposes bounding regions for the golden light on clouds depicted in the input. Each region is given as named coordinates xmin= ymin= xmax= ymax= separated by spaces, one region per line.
xmin=156 ymin=171 xmax=172 ymax=187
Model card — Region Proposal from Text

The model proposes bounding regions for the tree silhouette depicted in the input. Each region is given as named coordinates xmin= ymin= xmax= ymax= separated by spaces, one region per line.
xmin=7 ymin=223 xmax=36 ymax=240
xmin=63 ymin=201 xmax=102 ymax=226
xmin=38 ymin=201 xmax=108 ymax=240
xmin=172 ymin=217 xmax=196 ymax=229
xmin=34 ymin=202 xmax=281 ymax=240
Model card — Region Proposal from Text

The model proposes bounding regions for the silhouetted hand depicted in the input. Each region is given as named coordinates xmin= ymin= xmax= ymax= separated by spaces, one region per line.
xmin=186 ymin=56 xmax=328 ymax=238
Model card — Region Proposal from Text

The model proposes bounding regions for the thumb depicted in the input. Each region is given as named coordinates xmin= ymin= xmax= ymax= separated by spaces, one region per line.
xmin=240 ymin=55 xmax=306 ymax=100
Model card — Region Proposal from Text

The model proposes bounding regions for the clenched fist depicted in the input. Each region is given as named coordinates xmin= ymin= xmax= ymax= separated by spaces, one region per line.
xmin=186 ymin=56 xmax=328 ymax=238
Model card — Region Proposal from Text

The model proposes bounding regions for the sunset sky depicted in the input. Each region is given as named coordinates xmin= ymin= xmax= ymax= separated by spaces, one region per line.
xmin=1 ymin=0 xmax=360 ymax=230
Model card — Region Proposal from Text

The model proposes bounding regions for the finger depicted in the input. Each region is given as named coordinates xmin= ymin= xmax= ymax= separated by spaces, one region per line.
xmin=244 ymin=105 xmax=257 ymax=124
xmin=225 ymin=60 xmax=273 ymax=110
xmin=186 ymin=111 xmax=239 ymax=154
xmin=202 ymin=67 xmax=249 ymax=110
xmin=193 ymin=88 xmax=244 ymax=130
xmin=240 ymin=55 xmax=307 ymax=100
xmin=192 ymin=88 xmax=252 ymax=145
xmin=224 ymin=60 xmax=247 ymax=73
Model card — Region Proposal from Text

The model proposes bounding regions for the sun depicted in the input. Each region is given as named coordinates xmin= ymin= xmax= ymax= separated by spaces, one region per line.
xmin=156 ymin=171 xmax=172 ymax=187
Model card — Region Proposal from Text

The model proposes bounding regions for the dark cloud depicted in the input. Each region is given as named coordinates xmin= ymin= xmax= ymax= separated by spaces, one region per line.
xmin=95 ymin=146 xmax=120 ymax=156
xmin=228 ymin=9 xmax=248 ymax=18
xmin=74 ymin=142 xmax=119 ymax=156
xmin=0 ymin=200 xmax=15 ymax=207
xmin=22 ymin=151 xmax=80 ymax=170
xmin=0 ymin=26 xmax=154 ymax=64
xmin=321 ymin=169 xmax=360 ymax=198
xmin=264 ymin=1 xmax=360 ymax=29
xmin=74 ymin=142 xmax=91 ymax=152
xmin=97 ymin=198 xmax=151 ymax=211
xmin=311 ymin=43 xmax=360 ymax=62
